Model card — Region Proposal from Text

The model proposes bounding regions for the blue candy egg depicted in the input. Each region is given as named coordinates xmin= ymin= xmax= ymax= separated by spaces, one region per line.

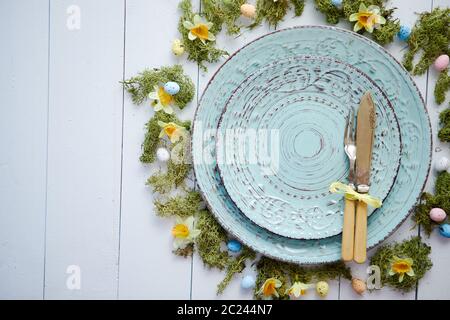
xmin=164 ymin=81 xmax=180 ymax=95
xmin=227 ymin=239 xmax=242 ymax=252
xmin=241 ymin=275 xmax=256 ymax=289
xmin=331 ymin=0 xmax=342 ymax=7
xmin=439 ymin=224 xmax=450 ymax=238
xmin=397 ymin=25 xmax=411 ymax=41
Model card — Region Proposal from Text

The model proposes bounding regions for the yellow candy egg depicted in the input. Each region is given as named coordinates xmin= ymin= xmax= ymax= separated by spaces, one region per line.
xmin=352 ymin=278 xmax=366 ymax=295
xmin=240 ymin=4 xmax=256 ymax=19
xmin=316 ymin=281 xmax=329 ymax=297
xmin=172 ymin=39 xmax=185 ymax=56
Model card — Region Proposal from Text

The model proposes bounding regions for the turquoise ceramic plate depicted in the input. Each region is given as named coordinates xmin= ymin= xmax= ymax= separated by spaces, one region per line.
xmin=192 ymin=26 xmax=431 ymax=264
xmin=216 ymin=55 xmax=401 ymax=239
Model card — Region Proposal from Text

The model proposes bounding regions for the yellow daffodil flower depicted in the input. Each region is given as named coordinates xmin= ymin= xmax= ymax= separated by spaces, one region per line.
xmin=171 ymin=216 xmax=201 ymax=250
xmin=148 ymin=85 xmax=174 ymax=114
xmin=183 ymin=14 xmax=215 ymax=44
xmin=349 ymin=4 xmax=386 ymax=33
xmin=256 ymin=278 xmax=282 ymax=299
xmin=286 ymin=282 xmax=311 ymax=299
xmin=388 ymin=256 xmax=415 ymax=283
xmin=158 ymin=121 xmax=187 ymax=143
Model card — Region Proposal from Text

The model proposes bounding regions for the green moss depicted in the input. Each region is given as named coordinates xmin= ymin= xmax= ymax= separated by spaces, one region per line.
xmin=413 ymin=172 xmax=450 ymax=236
xmin=147 ymin=158 xmax=191 ymax=194
xmin=435 ymin=70 xmax=450 ymax=105
xmin=140 ymin=111 xmax=191 ymax=164
xmin=370 ymin=237 xmax=432 ymax=292
xmin=196 ymin=210 xmax=230 ymax=270
xmin=202 ymin=0 xmax=246 ymax=35
xmin=251 ymin=0 xmax=290 ymax=29
xmin=179 ymin=0 xmax=228 ymax=71
xmin=403 ymin=8 xmax=450 ymax=75
xmin=439 ymin=108 xmax=450 ymax=142
xmin=122 ymin=65 xmax=195 ymax=108
xmin=173 ymin=243 xmax=194 ymax=257
xmin=372 ymin=18 xmax=400 ymax=45
xmin=254 ymin=257 xmax=351 ymax=299
xmin=217 ymin=246 xmax=256 ymax=294
xmin=154 ymin=191 xmax=202 ymax=217
xmin=290 ymin=0 xmax=305 ymax=16
xmin=314 ymin=0 xmax=342 ymax=24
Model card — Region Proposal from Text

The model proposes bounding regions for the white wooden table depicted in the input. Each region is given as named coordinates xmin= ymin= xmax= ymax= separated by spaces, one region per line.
xmin=1 ymin=0 xmax=449 ymax=300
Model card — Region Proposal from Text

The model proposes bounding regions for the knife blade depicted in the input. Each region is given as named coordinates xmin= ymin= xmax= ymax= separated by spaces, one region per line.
xmin=354 ymin=91 xmax=376 ymax=263
xmin=355 ymin=92 xmax=376 ymax=187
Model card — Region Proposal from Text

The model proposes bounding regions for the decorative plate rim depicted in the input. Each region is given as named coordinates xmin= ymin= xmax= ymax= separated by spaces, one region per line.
xmin=191 ymin=25 xmax=432 ymax=264
xmin=215 ymin=54 xmax=402 ymax=240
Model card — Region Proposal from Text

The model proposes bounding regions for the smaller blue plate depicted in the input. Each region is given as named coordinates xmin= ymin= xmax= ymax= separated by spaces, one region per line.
xmin=216 ymin=55 xmax=401 ymax=239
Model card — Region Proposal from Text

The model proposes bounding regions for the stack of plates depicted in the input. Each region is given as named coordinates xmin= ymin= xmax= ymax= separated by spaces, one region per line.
xmin=192 ymin=26 xmax=431 ymax=264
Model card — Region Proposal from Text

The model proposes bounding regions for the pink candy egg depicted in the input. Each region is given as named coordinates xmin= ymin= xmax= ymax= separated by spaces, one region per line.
xmin=429 ymin=208 xmax=447 ymax=223
xmin=434 ymin=54 xmax=449 ymax=71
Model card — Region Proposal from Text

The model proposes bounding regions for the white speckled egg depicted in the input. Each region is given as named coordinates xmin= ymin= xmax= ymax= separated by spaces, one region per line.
xmin=434 ymin=54 xmax=449 ymax=72
xmin=429 ymin=208 xmax=447 ymax=223
xmin=435 ymin=156 xmax=450 ymax=172
xmin=316 ymin=281 xmax=329 ymax=297
xmin=164 ymin=82 xmax=180 ymax=95
xmin=172 ymin=39 xmax=185 ymax=56
xmin=156 ymin=147 xmax=170 ymax=162
xmin=240 ymin=4 xmax=256 ymax=19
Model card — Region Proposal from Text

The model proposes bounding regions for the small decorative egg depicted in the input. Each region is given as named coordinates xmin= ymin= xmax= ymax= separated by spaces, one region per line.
xmin=316 ymin=281 xmax=329 ymax=297
xmin=435 ymin=156 xmax=450 ymax=172
xmin=351 ymin=278 xmax=366 ymax=295
xmin=227 ymin=239 xmax=242 ymax=252
xmin=240 ymin=4 xmax=256 ymax=19
xmin=164 ymin=82 xmax=180 ymax=95
xmin=241 ymin=275 xmax=256 ymax=289
xmin=439 ymin=224 xmax=450 ymax=238
xmin=434 ymin=54 xmax=449 ymax=72
xmin=397 ymin=25 xmax=411 ymax=41
xmin=331 ymin=0 xmax=342 ymax=7
xmin=172 ymin=39 xmax=185 ymax=56
xmin=156 ymin=147 xmax=170 ymax=162
xmin=429 ymin=208 xmax=447 ymax=223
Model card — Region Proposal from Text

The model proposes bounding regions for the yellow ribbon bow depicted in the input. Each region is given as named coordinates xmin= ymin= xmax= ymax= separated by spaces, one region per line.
xmin=329 ymin=181 xmax=382 ymax=208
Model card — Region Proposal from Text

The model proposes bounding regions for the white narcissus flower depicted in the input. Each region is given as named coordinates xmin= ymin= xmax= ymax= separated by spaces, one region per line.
xmin=148 ymin=85 xmax=174 ymax=114
xmin=158 ymin=121 xmax=187 ymax=144
xmin=286 ymin=282 xmax=312 ymax=299
xmin=349 ymin=3 xmax=386 ymax=33
xmin=256 ymin=278 xmax=282 ymax=299
xmin=183 ymin=15 xmax=215 ymax=44
xmin=171 ymin=216 xmax=201 ymax=250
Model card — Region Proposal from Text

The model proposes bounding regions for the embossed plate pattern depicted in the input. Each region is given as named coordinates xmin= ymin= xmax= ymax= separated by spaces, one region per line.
xmin=192 ymin=26 xmax=431 ymax=264
xmin=216 ymin=55 xmax=401 ymax=239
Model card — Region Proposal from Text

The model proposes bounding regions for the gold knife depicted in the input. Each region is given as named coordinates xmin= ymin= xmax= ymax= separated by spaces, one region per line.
xmin=354 ymin=92 xmax=376 ymax=264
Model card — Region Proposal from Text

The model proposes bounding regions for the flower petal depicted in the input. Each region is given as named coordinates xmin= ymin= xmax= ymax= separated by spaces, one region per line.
xmin=349 ymin=13 xmax=359 ymax=21
xmin=163 ymin=105 xmax=174 ymax=114
xmin=359 ymin=3 xmax=367 ymax=12
xmin=154 ymin=103 xmax=163 ymax=111
xmin=148 ymin=92 xmax=158 ymax=100
xmin=183 ymin=20 xmax=194 ymax=29
xmin=367 ymin=5 xmax=380 ymax=14
xmin=406 ymin=269 xmax=415 ymax=277
xmin=205 ymin=22 xmax=214 ymax=29
xmin=398 ymin=273 xmax=404 ymax=283
xmin=208 ymin=33 xmax=216 ymax=41
xmin=188 ymin=31 xmax=197 ymax=41
xmin=193 ymin=14 xmax=202 ymax=25
xmin=354 ymin=22 xmax=363 ymax=32
xmin=376 ymin=16 xmax=386 ymax=25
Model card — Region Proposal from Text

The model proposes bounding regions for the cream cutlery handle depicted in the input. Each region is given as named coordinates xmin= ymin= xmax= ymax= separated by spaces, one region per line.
xmin=341 ymin=199 xmax=355 ymax=262
xmin=354 ymin=201 xmax=367 ymax=264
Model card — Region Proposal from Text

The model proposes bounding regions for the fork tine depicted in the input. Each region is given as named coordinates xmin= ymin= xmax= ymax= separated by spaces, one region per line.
xmin=344 ymin=111 xmax=351 ymax=144
xmin=349 ymin=109 xmax=355 ymax=142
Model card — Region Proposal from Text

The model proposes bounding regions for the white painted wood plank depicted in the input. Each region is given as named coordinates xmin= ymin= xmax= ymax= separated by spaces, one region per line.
xmin=117 ymin=0 xmax=197 ymax=299
xmin=417 ymin=0 xmax=450 ymax=301
xmin=339 ymin=0 xmax=433 ymax=300
xmin=44 ymin=0 xmax=124 ymax=299
xmin=0 ymin=0 xmax=49 ymax=299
